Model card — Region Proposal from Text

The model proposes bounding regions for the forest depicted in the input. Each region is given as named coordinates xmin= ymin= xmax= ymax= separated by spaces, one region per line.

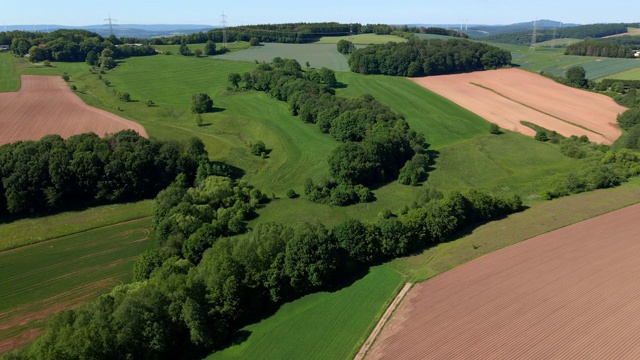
xmin=347 ymin=39 xmax=511 ymax=76
xmin=2 ymin=29 xmax=156 ymax=62
xmin=0 ymin=130 xmax=210 ymax=217
xmin=564 ymin=40 xmax=636 ymax=58
xmin=482 ymin=23 xmax=631 ymax=45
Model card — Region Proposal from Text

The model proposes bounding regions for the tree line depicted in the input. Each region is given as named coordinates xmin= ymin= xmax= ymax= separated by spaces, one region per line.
xmin=228 ymin=58 xmax=429 ymax=205
xmin=2 ymin=29 xmax=156 ymax=64
xmin=564 ymin=40 xmax=636 ymax=58
xmin=348 ymin=38 xmax=512 ymax=76
xmin=482 ymin=23 xmax=631 ymax=46
xmin=10 ymin=175 xmax=523 ymax=359
xmin=0 ymin=130 xmax=208 ymax=217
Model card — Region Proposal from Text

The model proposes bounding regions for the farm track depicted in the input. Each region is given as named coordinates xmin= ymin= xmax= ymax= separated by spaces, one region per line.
xmin=0 ymin=75 xmax=147 ymax=144
xmin=412 ymin=68 xmax=626 ymax=144
xmin=366 ymin=202 xmax=640 ymax=359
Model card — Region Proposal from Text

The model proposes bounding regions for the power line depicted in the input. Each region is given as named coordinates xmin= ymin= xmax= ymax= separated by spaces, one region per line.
xmin=104 ymin=13 xmax=117 ymax=36
xmin=221 ymin=11 xmax=228 ymax=49
xmin=529 ymin=18 xmax=538 ymax=51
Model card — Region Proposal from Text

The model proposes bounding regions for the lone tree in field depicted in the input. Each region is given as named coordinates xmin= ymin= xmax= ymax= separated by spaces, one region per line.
xmin=228 ymin=73 xmax=241 ymax=89
xmin=249 ymin=37 xmax=260 ymax=46
xmin=191 ymin=93 xmax=214 ymax=114
xmin=204 ymin=40 xmax=216 ymax=55
xmin=566 ymin=66 xmax=588 ymax=88
xmin=194 ymin=49 xmax=203 ymax=57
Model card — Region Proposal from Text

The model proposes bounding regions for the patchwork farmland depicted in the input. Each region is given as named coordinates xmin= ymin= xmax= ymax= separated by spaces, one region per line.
xmin=0 ymin=75 xmax=147 ymax=145
xmin=412 ymin=68 xmax=626 ymax=144
xmin=366 ymin=202 xmax=640 ymax=359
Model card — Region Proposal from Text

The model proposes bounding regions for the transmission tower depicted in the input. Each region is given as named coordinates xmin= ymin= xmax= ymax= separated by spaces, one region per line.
xmin=529 ymin=18 xmax=538 ymax=51
xmin=104 ymin=13 xmax=116 ymax=36
xmin=221 ymin=12 xmax=228 ymax=49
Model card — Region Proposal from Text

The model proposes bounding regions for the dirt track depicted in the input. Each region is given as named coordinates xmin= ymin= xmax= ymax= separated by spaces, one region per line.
xmin=365 ymin=202 xmax=640 ymax=359
xmin=0 ymin=75 xmax=147 ymax=144
xmin=411 ymin=69 xmax=626 ymax=144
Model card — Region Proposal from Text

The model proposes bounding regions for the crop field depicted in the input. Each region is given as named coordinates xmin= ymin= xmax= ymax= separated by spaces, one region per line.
xmin=215 ymin=43 xmax=351 ymax=71
xmin=315 ymin=34 xmax=406 ymax=45
xmin=492 ymin=44 xmax=640 ymax=79
xmin=155 ymin=41 xmax=251 ymax=55
xmin=534 ymin=38 xmax=582 ymax=47
xmin=367 ymin=201 xmax=640 ymax=359
xmin=412 ymin=68 xmax=626 ymax=144
xmin=0 ymin=218 xmax=152 ymax=353
xmin=0 ymin=75 xmax=147 ymax=144
xmin=603 ymin=27 xmax=640 ymax=38
xmin=207 ymin=265 xmax=404 ymax=360
xmin=0 ymin=200 xmax=153 ymax=252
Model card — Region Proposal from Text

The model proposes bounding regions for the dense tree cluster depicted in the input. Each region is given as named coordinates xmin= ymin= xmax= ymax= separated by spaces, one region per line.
xmin=231 ymin=58 xmax=429 ymax=204
xmin=348 ymin=39 xmax=511 ymax=76
xmin=14 ymin=186 xmax=522 ymax=359
xmin=598 ymin=35 xmax=640 ymax=46
xmin=0 ymin=130 xmax=206 ymax=216
xmin=2 ymin=29 xmax=155 ymax=64
xmin=564 ymin=40 xmax=635 ymax=58
xmin=482 ymin=23 xmax=630 ymax=45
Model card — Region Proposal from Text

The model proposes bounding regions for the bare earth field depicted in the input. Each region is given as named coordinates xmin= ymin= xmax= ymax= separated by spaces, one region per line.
xmin=366 ymin=202 xmax=640 ymax=359
xmin=411 ymin=69 xmax=626 ymax=144
xmin=0 ymin=75 xmax=147 ymax=144
xmin=603 ymin=27 xmax=640 ymax=38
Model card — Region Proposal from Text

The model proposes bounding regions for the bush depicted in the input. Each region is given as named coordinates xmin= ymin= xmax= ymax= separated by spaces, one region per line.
xmin=61 ymin=74 xmax=69 ymax=82
xmin=42 ymin=60 xmax=51 ymax=67
xmin=195 ymin=114 xmax=204 ymax=127
xmin=286 ymin=189 xmax=297 ymax=198
xmin=145 ymin=100 xmax=155 ymax=107
xmin=489 ymin=123 xmax=500 ymax=134
xmin=194 ymin=49 xmax=202 ymax=57
xmin=535 ymin=130 xmax=549 ymax=142
xmin=250 ymin=140 xmax=266 ymax=156
xmin=117 ymin=91 xmax=131 ymax=102
xmin=249 ymin=37 xmax=260 ymax=46
xmin=70 ymin=84 xmax=77 ymax=91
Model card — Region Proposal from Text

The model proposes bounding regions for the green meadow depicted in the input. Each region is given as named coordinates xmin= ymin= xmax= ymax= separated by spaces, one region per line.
xmin=0 ymin=52 xmax=20 ymax=92
xmin=602 ymin=66 xmax=640 ymax=80
xmin=215 ymin=43 xmax=352 ymax=71
xmin=207 ymin=265 xmax=404 ymax=360
xmin=315 ymin=33 xmax=407 ymax=44
xmin=0 ymin=218 xmax=153 ymax=343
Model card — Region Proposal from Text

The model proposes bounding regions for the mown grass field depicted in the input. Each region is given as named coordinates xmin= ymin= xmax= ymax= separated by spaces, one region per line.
xmin=0 ymin=52 xmax=20 ymax=92
xmin=207 ymin=265 xmax=404 ymax=360
xmin=602 ymin=66 xmax=640 ymax=80
xmin=315 ymin=34 xmax=406 ymax=45
xmin=493 ymin=44 xmax=640 ymax=79
xmin=215 ymin=43 xmax=351 ymax=71
xmin=534 ymin=38 xmax=582 ymax=47
xmin=0 ymin=200 xmax=153 ymax=252
xmin=0 ymin=218 xmax=153 ymax=350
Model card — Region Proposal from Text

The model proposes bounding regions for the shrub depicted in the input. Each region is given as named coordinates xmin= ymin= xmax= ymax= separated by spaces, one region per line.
xmin=42 ymin=60 xmax=51 ymax=67
xmin=70 ymin=84 xmax=77 ymax=91
xmin=534 ymin=130 xmax=549 ymax=142
xmin=286 ymin=189 xmax=297 ymax=198
xmin=117 ymin=91 xmax=131 ymax=102
xmin=489 ymin=123 xmax=500 ymax=134
xmin=249 ymin=37 xmax=260 ymax=46
xmin=250 ymin=140 xmax=266 ymax=156
xmin=145 ymin=100 xmax=155 ymax=107
xmin=61 ymin=74 xmax=69 ymax=82
xmin=194 ymin=114 xmax=204 ymax=127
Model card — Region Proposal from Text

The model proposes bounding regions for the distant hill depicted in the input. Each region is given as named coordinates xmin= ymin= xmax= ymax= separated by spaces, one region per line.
xmin=405 ymin=20 xmax=579 ymax=38
xmin=1 ymin=24 xmax=218 ymax=38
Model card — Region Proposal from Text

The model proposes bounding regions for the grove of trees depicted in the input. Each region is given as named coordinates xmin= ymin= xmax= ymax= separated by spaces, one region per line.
xmin=564 ymin=40 xmax=636 ymax=58
xmin=0 ymin=131 xmax=210 ymax=217
xmin=347 ymin=39 xmax=512 ymax=76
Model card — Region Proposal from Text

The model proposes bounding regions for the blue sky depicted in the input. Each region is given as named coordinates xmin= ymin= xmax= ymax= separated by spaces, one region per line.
xmin=2 ymin=0 xmax=639 ymax=26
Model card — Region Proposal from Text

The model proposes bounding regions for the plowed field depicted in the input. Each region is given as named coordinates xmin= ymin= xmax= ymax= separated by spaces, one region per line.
xmin=366 ymin=202 xmax=640 ymax=359
xmin=411 ymin=69 xmax=626 ymax=144
xmin=0 ymin=75 xmax=146 ymax=144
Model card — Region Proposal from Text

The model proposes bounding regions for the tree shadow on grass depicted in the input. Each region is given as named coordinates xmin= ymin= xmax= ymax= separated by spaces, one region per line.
xmin=210 ymin=107 xmax=226 ymax=113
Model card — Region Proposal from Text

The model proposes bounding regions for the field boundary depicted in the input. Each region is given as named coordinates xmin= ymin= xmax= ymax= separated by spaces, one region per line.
xmin=354 ymin=282 xmax=412 ymax=360
xmin=469 ymin=82 xmax=603 ymax=136
xmin=0 ymin=216 xmax=151 ymax=254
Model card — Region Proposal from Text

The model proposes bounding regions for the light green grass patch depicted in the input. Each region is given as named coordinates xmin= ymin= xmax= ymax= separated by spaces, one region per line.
xmin=0 ymin=200 xmax=153 ymax=252
xmin=0 ymin=52 xmax=20 ymax=92
xmin=602 ymin=66 xmax=640 ymax=80
xmin=534 ymin=38 xmax=583 ymax=47
xmin=315 ymin=34 xmax=407 ymax=45
xmin=207 ymin=265 xmax=404 ymax=360
xmin=0 ymin=218 xmax=152 ymax=342
xmin=155 ymin=41 xmax=251 ymax=56
xmin=215 ymin=43 xmax=351 ymax=71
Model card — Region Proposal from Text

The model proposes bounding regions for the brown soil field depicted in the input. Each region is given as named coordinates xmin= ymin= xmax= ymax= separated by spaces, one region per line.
xmin=0 ymin=75 xmax=147 ymax=144
xmin=366 ymin=202 xmax=640 ymax=359
xmin=603 ymin=27 xmax=640 ymax=38
xmin=411 ymin=68 xmax=626 ymax=144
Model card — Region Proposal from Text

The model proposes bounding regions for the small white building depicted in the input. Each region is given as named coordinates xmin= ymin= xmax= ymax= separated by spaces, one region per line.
xmin=634 ymin=50 xmax=640 ymax=58
xmin=0 ymin=45 xmax=9 ymax=51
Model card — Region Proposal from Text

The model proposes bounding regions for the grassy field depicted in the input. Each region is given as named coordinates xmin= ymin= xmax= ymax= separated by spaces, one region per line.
xmin=0 ymin=52 xmax=20 ymax=92
xmin=602 ymin=66 xmax=640 ymax=80
xmin=207 ymin=265 xmax=404 ymax=360
xmin=155 ymin=41 xmax=251 ymax=55
xmin=534 ymin=38 xmax=583 ymax=47
xmin=215 ymin=43 xmax=351 ymax=71
xmin=0 ymin=200 xmax=153 ymax=252
xmin=491 ymin=43 xmax=640 ymax=79
xmin=315 ymin=34 xmax=406 ymax=45
xmin=0 ymin=218 xmax=153 ymax=349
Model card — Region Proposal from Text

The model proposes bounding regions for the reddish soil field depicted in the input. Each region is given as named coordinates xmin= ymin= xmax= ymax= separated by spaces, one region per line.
xmin=366 ymin=203 xmax=640 ymax=359
xmin=0 ymin=75 xmax=147 ymax=144
xmin=411 ymin=69 xmax=626 ymax=144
